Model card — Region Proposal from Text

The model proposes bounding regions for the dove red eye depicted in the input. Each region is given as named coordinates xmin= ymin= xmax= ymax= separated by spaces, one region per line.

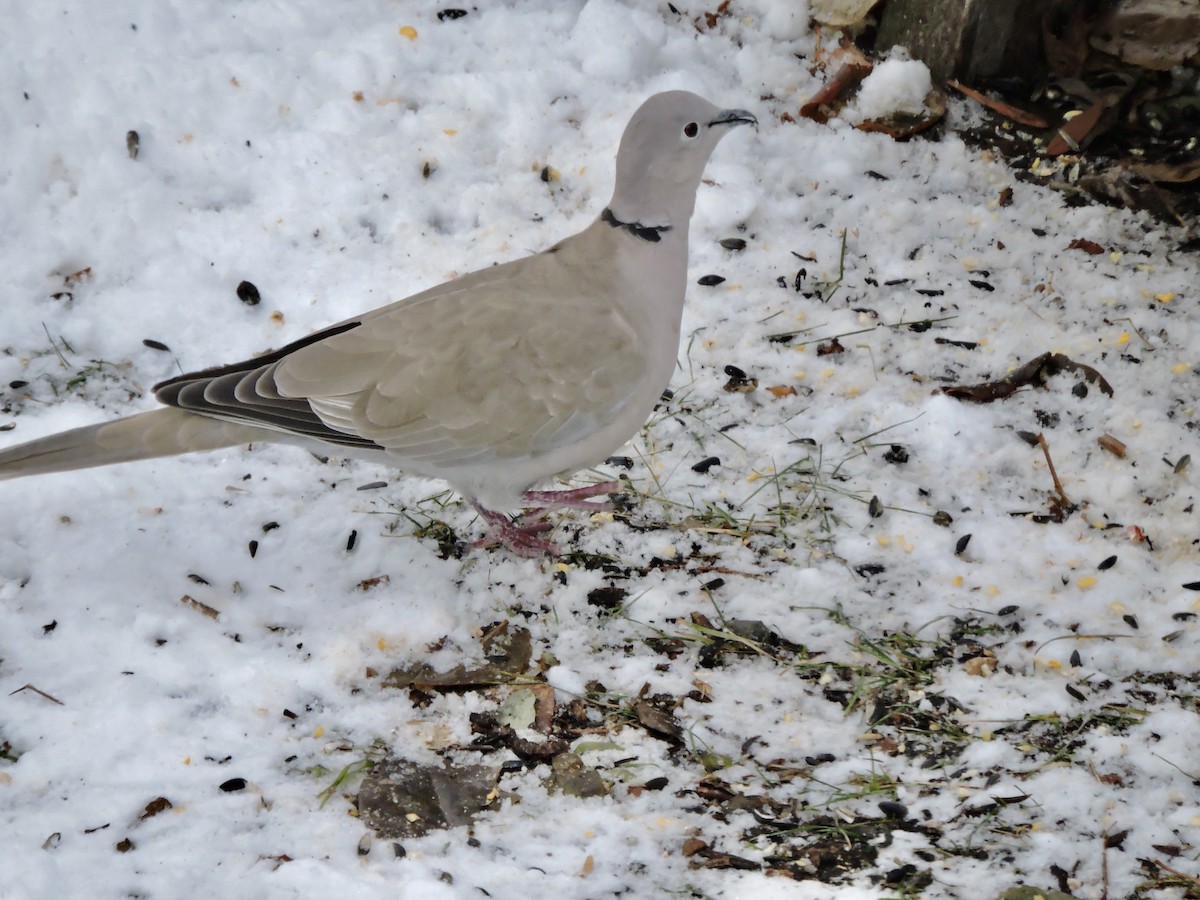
xmin=682 ymin=122 xmax=699 ymax=138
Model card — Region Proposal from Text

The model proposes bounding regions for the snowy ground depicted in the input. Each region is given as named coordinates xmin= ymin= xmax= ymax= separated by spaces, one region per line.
xmin=2 ymin=3 xmax=1198 ymax=899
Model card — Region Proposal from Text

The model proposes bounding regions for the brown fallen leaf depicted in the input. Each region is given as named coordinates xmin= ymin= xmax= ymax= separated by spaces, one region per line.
xmin=856 ymin=96 xmax=945 ymax=140
xmin=1091 ymin=0 xmax=1200 ymax=70
xmin=963 ymin=656 xmax=994 ymax=677
xmin=688 ymin=848 xmax=762 ymax=871
xmin=138 ymin=797 xmax=173 ymax=821
xmin=632 ymin=699 xmax=684 ymax=743
xmin=1127 ymin=158 xmax=1200 ymax=185
xmin=1046 ymin=101 xmax=1107 ymax=156
xmin=548 ymin=751 xmax=608 ymax=798
xmin=530 ymin=682 xmax=556 ymax=734
xmin=1068 ymin=237 xmax=1105 ymax=255
xmin=357 ymin=758 xmax=500 ymax=840
xmin=766 ymin=384 xmax=797 ymax=398
xmin=944 ymin=352 xmax=1114 ymax=403
xmin=383 ymin=622 xmax=533 ymax=690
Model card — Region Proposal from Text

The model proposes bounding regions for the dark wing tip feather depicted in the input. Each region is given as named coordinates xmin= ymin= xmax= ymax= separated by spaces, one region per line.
xmin=153 ymin=319 xmax=381 ymax=450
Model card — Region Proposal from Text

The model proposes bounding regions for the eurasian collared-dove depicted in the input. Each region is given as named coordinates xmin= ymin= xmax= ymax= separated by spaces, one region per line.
xmin=0 ymin=91 xmax=755 ymax=555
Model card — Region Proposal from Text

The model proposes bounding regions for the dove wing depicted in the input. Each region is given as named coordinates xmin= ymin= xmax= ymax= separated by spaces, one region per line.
xmin=156 ymin=234 xmax=651 ymax=471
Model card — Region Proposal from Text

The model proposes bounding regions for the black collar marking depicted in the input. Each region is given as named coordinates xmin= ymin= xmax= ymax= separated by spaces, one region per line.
xmin=601 ymin=207 xmax=670 ymax=243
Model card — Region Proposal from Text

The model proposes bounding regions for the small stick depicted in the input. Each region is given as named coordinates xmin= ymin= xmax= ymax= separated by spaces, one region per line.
xmin=1101 ymin=830 xmax=1110 ymax=900
xmin=9 ymin=683 xmax=64 ymax=705
xmin=1037 ymin=433 xmax=1071 ymax=507
xmin=1151 ymin=858 xmax=1200 ymax=887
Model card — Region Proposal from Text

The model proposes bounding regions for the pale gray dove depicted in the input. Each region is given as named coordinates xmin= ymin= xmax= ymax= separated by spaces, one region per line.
xmin=0 ymin=91 xmax=755 ymax=555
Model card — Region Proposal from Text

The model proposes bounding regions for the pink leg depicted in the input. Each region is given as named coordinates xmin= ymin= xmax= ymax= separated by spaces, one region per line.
xmin=520 ymin=480 xmax=624 ymax=512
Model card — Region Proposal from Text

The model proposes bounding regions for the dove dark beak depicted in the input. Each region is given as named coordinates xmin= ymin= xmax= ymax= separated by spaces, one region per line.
xmin=708 ymin=108 xmax=757 ymax=129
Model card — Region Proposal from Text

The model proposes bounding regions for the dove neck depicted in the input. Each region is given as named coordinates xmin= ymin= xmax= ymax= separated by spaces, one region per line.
xmin=607 ymin=172 xmax=704 ymax=240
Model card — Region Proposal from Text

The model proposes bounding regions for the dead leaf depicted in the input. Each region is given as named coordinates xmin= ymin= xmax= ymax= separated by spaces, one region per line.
xmin=963 ymin=655 xmax=995 ymax=677
xmin=1091 ymin=0 xmax=1200 ymax=70
xmin=138 ymin=797 xmax=173 ymax=821
xmin=1042 ymin=1 xmax=1100 ymax=77
xmin=1046 ymin=101 xmax=1107 ymax=156
xmin=547 ymin=752 xmax=608 ymax=798
xmin=944 ymin=352 xmax=1113 ymax=403
xmin=357 ymin=758 xmax=500 ymax=839
xmin=383 ymin=623 xmax=533 ymax=690
xmin=688 ymin=848 xmax=762 ymax=871
xmin=809 ymin=0 xmax=877 ymax=27
xmin=722 ymin=371 xmax=758 ymax=394
xmin=817 ymin=336 xmax=845 ymax=356
xmin=856 ymin=88 xmax=946 ymax=140
xmin=1127 ymin=158 xmax=1200 ymax=184
xmin=531 ymin=682 xmax=556 ymax=734
xmin=1068 ymin=237 xmax=1105 ymax=255
xmin=632 ymin=699 xmax=684 ymax=743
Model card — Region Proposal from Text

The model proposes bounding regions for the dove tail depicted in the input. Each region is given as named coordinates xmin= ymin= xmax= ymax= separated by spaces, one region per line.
xmin=0 ymin=408 xmax=261 ymax=481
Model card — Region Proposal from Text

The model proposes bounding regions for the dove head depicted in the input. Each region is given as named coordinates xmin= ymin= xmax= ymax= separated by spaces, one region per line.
xmin=608 ymin=91 xmax=755 ymax=233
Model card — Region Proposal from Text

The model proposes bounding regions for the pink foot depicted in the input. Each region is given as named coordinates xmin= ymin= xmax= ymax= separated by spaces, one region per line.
xmin=470 ymin=482 xmax=624 ymax=557
xmin=471 ymin=504 xmax=560 ymax=557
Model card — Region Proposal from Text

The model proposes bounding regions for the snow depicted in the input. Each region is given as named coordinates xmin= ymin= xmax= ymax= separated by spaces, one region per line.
xmin=2 ymin=2 xmax=1199 ymax=899
xmin=846 ymin=57 xmax=934 ymax=121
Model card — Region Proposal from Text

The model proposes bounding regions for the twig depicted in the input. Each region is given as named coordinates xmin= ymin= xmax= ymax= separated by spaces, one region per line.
xmin=1151 ymin=858 xmax=1200 ymax=887
xmin=765 ymin=314 xmax=958 ymax=346
xmin=9 ymin=683 xmax=64 ymax=705
xmin=1037 ymin=433 xmax=1071 ymax=507
xmin=1150 ymin=752 xmax=1200 ymax=781
xmin=41 ymin=322 xmax=72 ymax=368
xmin=947 ymin=79 xmax=1049 ymax=128
xmin=1101 ymin=829 xmax=1110 ymax=900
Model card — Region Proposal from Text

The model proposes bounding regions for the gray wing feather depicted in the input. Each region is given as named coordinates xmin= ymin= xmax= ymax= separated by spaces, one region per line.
xmin=153 ymin=239 xmax=649 ymax=468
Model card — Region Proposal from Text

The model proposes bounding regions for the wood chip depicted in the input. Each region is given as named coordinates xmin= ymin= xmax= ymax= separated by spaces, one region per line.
xmin=180 ymin=594 xmax=219 ymax=620
xmin=947 ymin=79 xmax=1048 ymax=128
xmin=1098 ymin=434 xmax=1127 ymax=458
xmin=799 ymin=56 xmax=873 ymax=124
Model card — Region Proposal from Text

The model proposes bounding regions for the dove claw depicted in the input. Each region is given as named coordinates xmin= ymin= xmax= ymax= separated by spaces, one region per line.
xmin=471 ymin=505 xmax=561 ymax=557
xmin=469 ymin=482 xmax=623 ymax=556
